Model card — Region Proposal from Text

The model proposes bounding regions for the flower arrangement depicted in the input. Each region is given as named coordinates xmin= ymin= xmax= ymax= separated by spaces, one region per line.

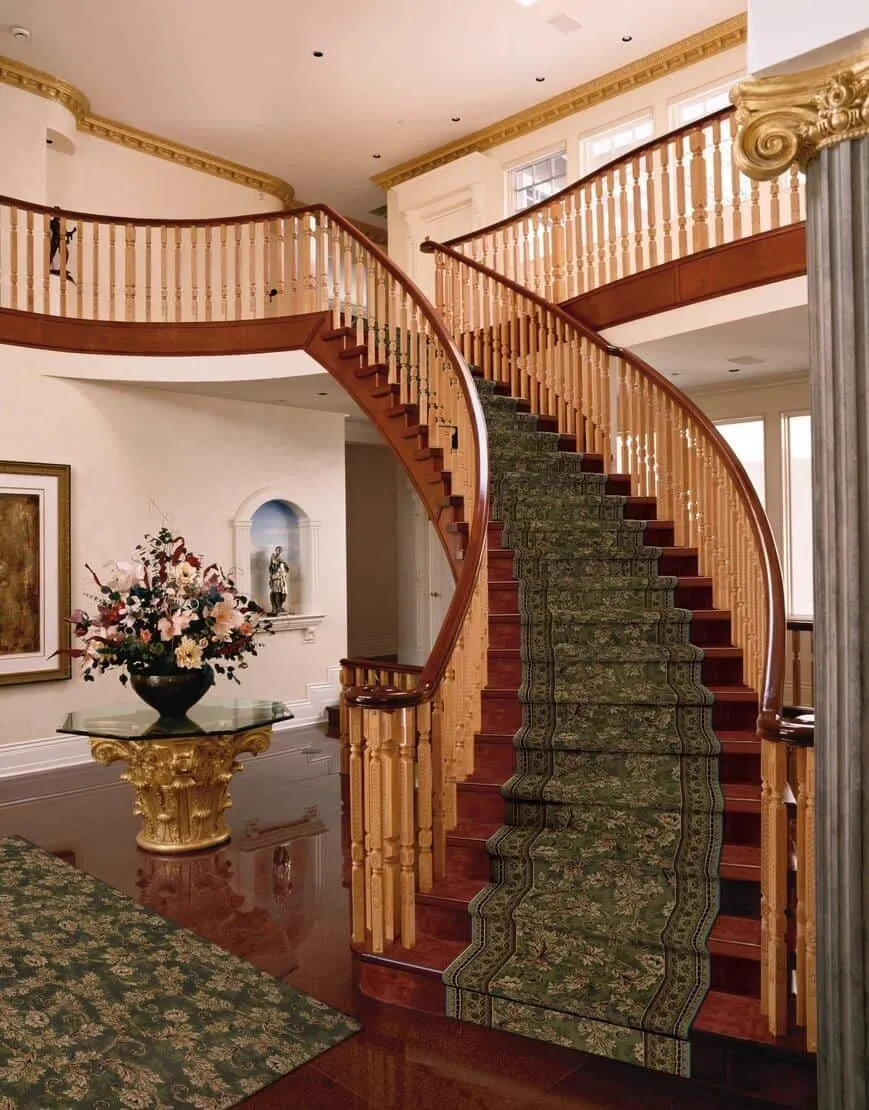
xmin=68 ymin=528 xmax=269 ymax=685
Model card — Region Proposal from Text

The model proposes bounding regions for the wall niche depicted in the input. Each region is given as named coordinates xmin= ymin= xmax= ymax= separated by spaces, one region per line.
xmin=232 ymin=489 xmax=324 ymax=641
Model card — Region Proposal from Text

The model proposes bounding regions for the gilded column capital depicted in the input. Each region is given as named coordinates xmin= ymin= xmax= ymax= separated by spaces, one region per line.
xmin=732 ymin=51 xmax=869 ymax=180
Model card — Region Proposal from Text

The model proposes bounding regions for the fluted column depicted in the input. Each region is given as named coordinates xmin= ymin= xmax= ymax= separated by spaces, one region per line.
xmin=734 ymin=54 xmax=869 ymax=1110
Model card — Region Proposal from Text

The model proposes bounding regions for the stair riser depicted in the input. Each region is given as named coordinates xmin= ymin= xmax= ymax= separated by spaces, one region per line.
xmin=658 ymin=553 xmax=699 ymax=576
xmin=445 ymin=839 xmax=491 ymax=882
xmin=481 ymin=693 xmax=522 ymax=733
xmin=724 ymin=812 xmax=761 ymax=846
xmin=457 ymin=787 xmax=506 ymax=826
xmin=712 ymin=701 xmax=759 ymax=731
xmin=489 ymin=583 xmax=518 ymax=613
xmin=415 ymin=900 xmax=472 ymax=942
xmin=488 ymin=618 xmax=520 ymax=650
xmin=720 ymin=752 xmax=760 ymax=783
xmin=720 ymin=880 xmax=761 ymax=917
xmin=488 ymin=552 xmax=516 ymax=582
xmin=711 ymin=955 xmax=761 ymax=998
xmin=690 ymin=619 xmax=732 ymax=646
xmin=354 ymin=958 xmax=445 ymax=1015
xmin=474 ymin=738 xmax=517 ymax=780
xmin=675 ymin=584 xmax=715 ymax=608
xmin=643 ymin=523 xmax=675 ymax=546
xmin=488 ymin=523 xmax=505 ymax=549
xmin=623 ymin=499 xmax=657 ymax=521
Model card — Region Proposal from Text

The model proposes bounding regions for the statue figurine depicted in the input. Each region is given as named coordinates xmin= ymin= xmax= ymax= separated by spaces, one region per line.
xmin=268 ymin=546 xmax=290 ymax=615
xmin=49 ymin=212 xmax=76 ymax=283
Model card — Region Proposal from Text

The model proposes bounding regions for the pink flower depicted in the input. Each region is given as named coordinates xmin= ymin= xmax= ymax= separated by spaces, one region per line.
xmin=140 ymin=630 xmax=152 ymax=644
xmin=210 ymin=598 xmax=243 ymax=641
xmin=157 ymin=610 xmax=196 ymax=641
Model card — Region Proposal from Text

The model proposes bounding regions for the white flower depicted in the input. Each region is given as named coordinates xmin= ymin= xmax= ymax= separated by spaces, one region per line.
xmin=173 ymin=561 xmax=199 ymax=588
xmin=104 ymin=560 xmax=144 ymax=593
xmin=175 ymin=636 xmax=203 ymax=670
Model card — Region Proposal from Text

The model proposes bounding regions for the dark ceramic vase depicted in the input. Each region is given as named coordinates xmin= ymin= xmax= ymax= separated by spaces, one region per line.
xmin=130 ymin=666 xmax=214 ymax=719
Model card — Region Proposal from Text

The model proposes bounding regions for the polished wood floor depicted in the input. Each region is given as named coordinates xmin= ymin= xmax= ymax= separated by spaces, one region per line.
xmin=0 ymin=726 xmax=817 ymax=1109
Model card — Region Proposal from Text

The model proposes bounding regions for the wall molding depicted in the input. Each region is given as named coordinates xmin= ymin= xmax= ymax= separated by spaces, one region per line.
xmin=0 ymin=664 xmax=340 ymax=780
xmin=372 ymin=15 xmax=747 ymax=190
xmin=0 ymin=54 xmax=295 ymax=206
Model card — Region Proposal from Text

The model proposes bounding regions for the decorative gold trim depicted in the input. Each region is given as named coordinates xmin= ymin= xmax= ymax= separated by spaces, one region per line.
xmin=0 ymin=55 xmax=295 ymax=206
xmin=732 ymin=51 xmax=869 ymax=181
xmin=372 ymin=15 xmax=746 ymax=190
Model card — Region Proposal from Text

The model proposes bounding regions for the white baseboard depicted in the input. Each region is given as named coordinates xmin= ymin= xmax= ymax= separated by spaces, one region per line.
xmin=0 ymin=664 xmax=341 ymax=781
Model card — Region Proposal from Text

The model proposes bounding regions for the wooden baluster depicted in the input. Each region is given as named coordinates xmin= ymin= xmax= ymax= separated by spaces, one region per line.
xmin=108 ymin=223 xmax=118 ymax=321
xmin=144 ymin=226 xmax=152 ymax=322
xmin=249 ymin=222 xmax=259 ymax=318
xmin=689 ymin=125 xmax=709 ymax=253
xmin=660 ymin=142 xmax=673 ymax=263
xmin=125 ymin=224 xmax=136 ymax=321
xmin=92 ymin=222 xmax=100 ymax=320
xmin=674 ymin=134 xmax=688 ymax=258
xmin=565 ymin=190 xmax=579 ymax=299
xmin=551 ymin=199 xmax=567 ymax=302
xmin=380 ymin=711 xmax=399 ymax=944
xmin=397 ymin=706 xmax=417 ymax=946
xmin=364 ymin=709 xmax=386 ymax=953
xmin=630 ymin=155 xmax=643 ymax=275
xmin=431 ymin=698 xmax=447 ymax=881
xmin=750 ymin=176 xmax=762 ymax=236
xmin=711 ymin=119 xmax=725 ymax=246
xmin=643 ymin=150 xmax=657 ymax=272
xmin=9 ymin=206 xmax=19 ymax=311
xmin=595 ymin=175 xmax=607 ymax=288
xmin=617 ymin=163 xmax=630 ymax=278
xmin=582 ymin=181 xmax=595 ymax=293
xmin=204 ymin=225 xmax=214 ymax=322
xmin=57 ymin=214 xmax=68 ymax=317
xmin=790 ymin=163 xmax=803 ymax=224
xmin=417 ymin=700 xmax=434 ymax=892
xmin=174 ymin=226 xmax=183 ymax=322
xmin=605 ymin=169 xmax=617 ymax=284
xmin=795 ymin=746 xmax=807 ymax=1029
xmin=75 ymin=220 xmax=84 ymax=318
xmin=348 ymin=706 xmax=366 ymax=944
xmin=761 ymin=737 xmax=789 ymax=1034
xmin=769 ymin=169 xmax=781 ymax=230
xmin=730 ymin=115 xmax=743 ymax=241
xmin=26 ymin=209 xmax=35 ymax=313
xmin=792 ymin=626 xmax=803 ymax=705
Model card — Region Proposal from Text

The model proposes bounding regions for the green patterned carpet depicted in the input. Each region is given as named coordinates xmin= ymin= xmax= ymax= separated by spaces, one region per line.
xmin=443 ymin=381 xmax=723 ymax=1076
xmin=0 ymin=836 xmax=358 ymax=1108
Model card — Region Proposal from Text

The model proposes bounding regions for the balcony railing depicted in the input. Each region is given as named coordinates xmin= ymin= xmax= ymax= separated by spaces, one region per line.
xmin=445 ymin=106 xmax=806 ymax=304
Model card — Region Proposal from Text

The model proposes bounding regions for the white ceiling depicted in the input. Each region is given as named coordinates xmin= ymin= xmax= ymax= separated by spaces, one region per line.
xmin=151 ymin=371 xmax=369 ymax=420
xmin=0 ymin=0 xmax=745 ymax=220
xmin=628 ymin=305 xmax=810 ymax=389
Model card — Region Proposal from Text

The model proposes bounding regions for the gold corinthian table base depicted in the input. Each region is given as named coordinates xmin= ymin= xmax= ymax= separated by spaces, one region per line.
xmin=90 ymin=726 xmax=272 ymax=853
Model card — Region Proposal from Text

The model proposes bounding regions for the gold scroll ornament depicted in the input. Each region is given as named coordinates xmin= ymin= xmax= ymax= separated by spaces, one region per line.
xmin=732 ymin=51 xmax=869 ymax=180
xmin=90 ymin=727 xmax=271 ymax=853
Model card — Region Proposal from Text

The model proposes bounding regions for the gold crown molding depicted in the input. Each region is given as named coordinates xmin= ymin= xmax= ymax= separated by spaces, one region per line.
xmin=0 ymin=55 xmax=295 ymax=206
xmin=732 ymin=51 xmax=869 ymax=181
xmin=372 ymin=14 xmax=746 ymax=191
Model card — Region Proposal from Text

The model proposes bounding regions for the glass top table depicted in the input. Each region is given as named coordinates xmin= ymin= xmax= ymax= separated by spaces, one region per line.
xmin=61 ymin=700 xmax=297 ymax=854
xmin=59 ymin=699 xmax=295 ymax=741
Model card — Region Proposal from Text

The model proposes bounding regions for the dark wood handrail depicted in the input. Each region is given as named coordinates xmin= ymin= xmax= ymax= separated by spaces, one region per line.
xmin=786 ymin=618 xmax=814 ymax=633
xmin=421 ymin=237 xmax=786 ymax=734
xmin=445 ymin=105 xmax=735 ymax=249
xmin=777 ymin=705 xmax=815 ymax=747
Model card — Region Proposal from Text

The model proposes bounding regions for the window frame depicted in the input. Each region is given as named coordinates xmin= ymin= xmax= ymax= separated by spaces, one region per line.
xmin=579 ymin=110 xmax=655 ymax=179
xmin=506 ymin=146 xmax=569 ymax=215
xmin=667 ymin=74 xmax=745 ymax=130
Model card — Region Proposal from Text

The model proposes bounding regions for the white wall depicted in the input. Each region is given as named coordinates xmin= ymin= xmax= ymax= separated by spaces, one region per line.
xmin=0 ymin=344 xmax=347 ymax=747
xmin=388 ymin=44 xmax=747 ymax=296
xmin=47 ymin=131 xmax=279 ymax=220
xmin=0 ymin=83 xmax=280 ymax=219
xmin=748 ymin=0 xmax=869 ymax=75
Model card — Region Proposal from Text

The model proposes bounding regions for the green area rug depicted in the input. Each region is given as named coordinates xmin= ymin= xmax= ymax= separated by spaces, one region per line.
xmin=0 ymin=836 xmax=358 ymax=1108
xmin=443 ymin=381 xmax=723 ymax=1076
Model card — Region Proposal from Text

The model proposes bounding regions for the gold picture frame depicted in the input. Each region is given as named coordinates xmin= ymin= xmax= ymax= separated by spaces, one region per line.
xmin=0 ymin=461 xmax=71 ymax=685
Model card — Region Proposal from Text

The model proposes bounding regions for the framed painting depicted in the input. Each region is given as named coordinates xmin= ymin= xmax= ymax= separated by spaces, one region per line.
xmin=0 ymin=462 xmax=71 ymax=685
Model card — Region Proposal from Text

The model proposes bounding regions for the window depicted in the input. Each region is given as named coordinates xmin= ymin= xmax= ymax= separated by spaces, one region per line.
xmin=669 ymin=80 xmax=741 ymax=129
xmin=784 ymin=414 xmax=813 ymax=617
xmin=580 ymin=114 xmax=654 ymax=177
xmin=510 ymin=150 xmax=568 ymax=213
xmin=715 ymin=419 xmax=766 ymax=507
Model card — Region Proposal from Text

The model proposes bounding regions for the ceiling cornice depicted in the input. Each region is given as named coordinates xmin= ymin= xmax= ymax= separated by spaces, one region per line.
xmin=0 ymin=55 xmax=295 ymax=206
xmin=372 ymin=14 xmax=747 ymax=191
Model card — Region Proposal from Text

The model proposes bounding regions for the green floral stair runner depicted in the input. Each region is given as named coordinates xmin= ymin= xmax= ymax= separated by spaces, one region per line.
xmin=0 ymin=837 xmax=358 ymax=1108
xmin=443 ymin=381 xmax=723 ymax=1076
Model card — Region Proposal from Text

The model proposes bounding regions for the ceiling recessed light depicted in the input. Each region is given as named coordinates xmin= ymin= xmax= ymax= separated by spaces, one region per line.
xmin=46 ymin=137 xmax=53 ymax=145
xmin=621 ymin=34 xmax=633 ymax=42
xmin=312 ymin=50 xmax=324 ymax=57
xmin=515 ymin=0 xmax=544 ymax=6
xmin=372 ymin=153 xmax=382 ymax=159
xmin=317 ymin=391 xmax=329 ymax=396
xmin=10 ymin=26 xmax=30 ymax=41
xmin=451 ymin=116 xmax=461 ymax=122
xmin=535 ymin=76 xmax=546 ymax=83
xmin=728 ymin=367 xmax=742 ymax=373
xmin=670 ymin=372 xmax=680 ymax=378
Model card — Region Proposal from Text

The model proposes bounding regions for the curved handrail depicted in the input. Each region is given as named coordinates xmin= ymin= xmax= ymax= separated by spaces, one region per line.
xmin=445 ymin=105 xmax=734 ymax=249
xmin=0 ymin=192 xmax=489 ymax=718
xmin=422 ymin=237 xmax=786 ymax=732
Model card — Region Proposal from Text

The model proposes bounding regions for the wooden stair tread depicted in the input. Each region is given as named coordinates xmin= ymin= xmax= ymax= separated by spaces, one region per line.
xmin=448 ymin=819 xmax=502 ymax=842
xmin=718 ymin=730 xmax=762 ymax=754
xmin=707 ymin=685 xmax=759 ymax=701
xmin=419 ymin=876 xmax=487 ymax=905
xmin=694 ymin=990 xmax=807 ymax=1049
xmin=364 ymin=934 xmax=466 ymax=976
xmin=720 ymin=843 xmax=761 ymax=881
xmin=722 ymin=782 xmax=761 ymax=812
